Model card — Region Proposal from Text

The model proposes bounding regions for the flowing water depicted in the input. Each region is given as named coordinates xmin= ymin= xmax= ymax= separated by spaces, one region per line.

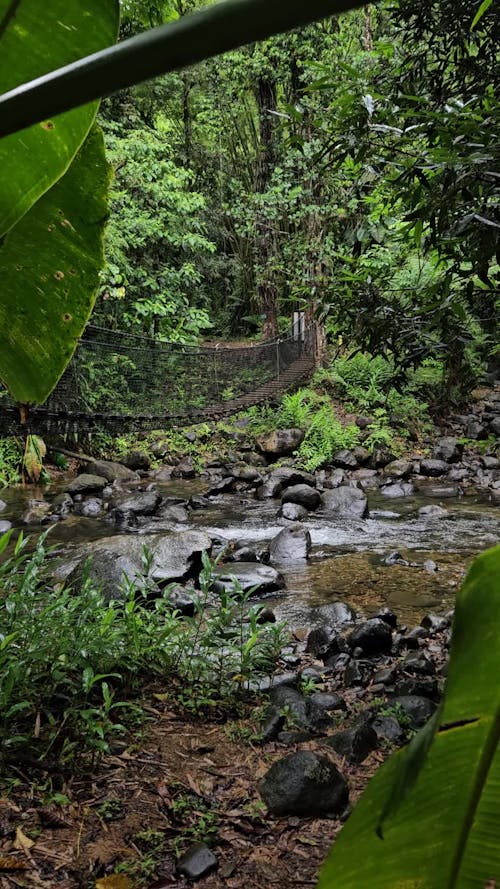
xmin=1 ymin=479 xmax=499 ymax=628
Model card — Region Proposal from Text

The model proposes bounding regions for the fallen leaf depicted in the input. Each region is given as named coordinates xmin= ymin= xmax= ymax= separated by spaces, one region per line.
xmin=95 ymin=875 xmax=133 ymax=889
xmin=14 ymin=826 xmax=35 ymax=851
xmin=0 ymin=856 xmax=29 ymax=871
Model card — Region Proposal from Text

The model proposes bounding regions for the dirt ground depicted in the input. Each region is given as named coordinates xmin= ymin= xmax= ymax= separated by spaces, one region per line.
xmin=0 ymin=691 xmax=383 ymax=889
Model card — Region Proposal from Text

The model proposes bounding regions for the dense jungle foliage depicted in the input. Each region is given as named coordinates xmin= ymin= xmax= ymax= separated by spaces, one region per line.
xmin=95 ymin=0 xmax=499 ymax=399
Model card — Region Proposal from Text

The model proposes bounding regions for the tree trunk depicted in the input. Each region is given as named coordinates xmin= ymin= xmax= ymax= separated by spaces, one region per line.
xmin=255 ymin=74 xmax=279 ymax=339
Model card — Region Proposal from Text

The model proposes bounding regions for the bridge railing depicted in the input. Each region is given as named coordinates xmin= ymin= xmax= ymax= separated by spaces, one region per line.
xmin=0 ymin=323 xmax=316 ymax=433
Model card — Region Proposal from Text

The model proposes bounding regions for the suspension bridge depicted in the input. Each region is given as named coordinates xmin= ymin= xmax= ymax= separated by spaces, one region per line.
xmin=0 ymin=323 xmax=318 ymax=436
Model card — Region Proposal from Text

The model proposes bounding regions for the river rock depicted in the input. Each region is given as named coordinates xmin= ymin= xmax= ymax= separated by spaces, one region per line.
xmin=489 ymin=416 xmax=500 ymax=436
xmin=122 ymin=450 xmax=151 ymax=471
xmin=306 ymin=626 xmax=342 ymax=660
xmin=325 ymin=724 xmax=378 ymax=764
xmin=321 ymin=486 xmax=368 ymax=518
xmin=310 ymin=692 xmax=347 ymax=713
xmin=315 ymin=601 xmax=358 ymax=627
xmin=402 ymin=651 xmax=436 ymax=675
xmin=418 ymin=504 xmax=448 ymax=518
xmin=64 ymin=531 xmax=212 ymax=598
xmin=0 ymin=520 xmax=12 ymax=533
xmin=211 ymin=562 xmax=285 ymax=595
xmin=269 ymin=527 xmax=311 ymax=563
xmin=84 ymin=459 xmax=138 ymax=482
xmin=432 ymin=437 xmax=461 ymax=463
xmin=257 ymin=466 xmax=315 ymax=499
xmin=177 ymin=843 xmax=218 ymax=880
xmin=21 ymin=499 xmax=51 ymax=524
xmin=382 ymin=459 xmax=413 ymax=478
xmin=51 ymin=493 xmax=73 ymax=517
xmin=332 ymin=449 xmax=358 ymax=469
xmin=260 ymin=705 xmax=286 ymax=741
xmin=381 ymin=482 xmax=414 ymax=498
xmin=259 ymin=751 xmax=348 ymax=817
xmin=372 ymin=715 xmax=405 ymax=744
xmin=420 ymin=459 xmax=448 ymax=477
xmin=281 ymin=483 xmax=321 ymax=511
xmin=79 ymin=497 xmax=103 ymax=518
xmin=348 ymin=619 xmax=393 ymax=656
xmin=66 ymin=474 xmax=107 ymax=495
xmin=111 ymin=491 xmax=162 ymax=517
xmin=466 ymin=418 xmax=487 ymax=440
xmin=323 ymin=468 xmax=346 ymax=489
xmin=256 ymin=429 xmax=305 ymax=458
xmin=370 ymin=447 xmax=396 ymax=469
xmin=389 ymin=695 xmax=437 ymax=729
xmin=154 ymin=503 xmax=189 ymax=524
xmin=269 ymin=686 xmax=327 ymax=731
xmin=172 ymin=457 xmax=196 ymax=478
xmin=280 ymin=502 xmax=308 ymax=521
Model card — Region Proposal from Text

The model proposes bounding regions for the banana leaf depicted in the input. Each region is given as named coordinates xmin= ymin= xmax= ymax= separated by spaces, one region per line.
xmin=0 ymin=0 xmax=119 ymax=236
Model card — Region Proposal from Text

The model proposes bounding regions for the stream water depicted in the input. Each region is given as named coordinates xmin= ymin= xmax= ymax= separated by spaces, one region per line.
xmin=1 ymin=477 xmax=499 ymax=629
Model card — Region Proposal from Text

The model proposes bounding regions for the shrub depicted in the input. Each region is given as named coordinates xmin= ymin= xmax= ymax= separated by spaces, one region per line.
xmin=0 ymin=533 xmax=287 ymax=772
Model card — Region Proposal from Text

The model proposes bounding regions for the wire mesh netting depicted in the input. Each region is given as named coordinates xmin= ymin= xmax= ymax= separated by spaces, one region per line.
xmin=0 ymin=325 xmax=314 ymax=434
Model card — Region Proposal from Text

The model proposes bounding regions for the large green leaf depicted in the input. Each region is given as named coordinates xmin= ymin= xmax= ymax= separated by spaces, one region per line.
xmin=0 ymin=0 xmax=366 ymax=138
xmin=0 ymin=0 xmax=119 ymax=236
xmin=318 ymin=544 xmax=500 ymax=889
xmin=0 ymin=126 xmax=110 ymax=404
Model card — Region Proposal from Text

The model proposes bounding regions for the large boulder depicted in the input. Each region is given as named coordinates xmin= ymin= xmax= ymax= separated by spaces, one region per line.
xmin=321 ymin=486 xmax=368 ymax=518
xmin=269 ymin=526 xmax=311 ymax=563
xmin=63 ymin=531 xmax=211 ymax=599
xmin=111 ymin=491 xmax=162 ymax=517
xmin=211 ymin=562 xmax=285 ymax=595
xmin=259 ymin=751 xmax=348 ymax=817
xmin=65 ymin=474 xmax=107 ymax=495
xmin=256 ymin=429 xmax=305 ymax=458
xmin=281 ymin=484 xmax=321 ymax=511
xmin=84 ymin=459 xmax=138 ymax=482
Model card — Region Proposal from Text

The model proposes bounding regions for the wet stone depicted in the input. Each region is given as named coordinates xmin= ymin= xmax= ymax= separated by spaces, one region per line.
xmin=66 ymin=474 xmax=107 ymax=495
xmin=280 ymin=502 xmax=308 ymax=521
xmin=420 ymin=459 xmax=448 ymax=477
xmin=394 ymin=676 xmax=438 ymax=699
xmin=259 ymin=751 xmax=348 ymax=817
xmin=281 ymin=484 xmax=321 ymax=511
xmin=177 ymin=843 xmax=218 ymax=880
xmin=372 ymin=715 xmax=405 ymax=745
xmin=0 ymin=520 xmax=12 ymax=533
xmin=306 ymin=627 xmax=341 ymax=661
xmin=325 ymin=724 xmax=378 ymax=764
xmin=374 ymin=608 xmax=398 ymax=629
xmin=348 ymin=619 xmax=393 ymax=656
xmin=260 ymin=705 xmax=286 ymax=742
xmin=389 ymin=695 xmax=437 ymax=729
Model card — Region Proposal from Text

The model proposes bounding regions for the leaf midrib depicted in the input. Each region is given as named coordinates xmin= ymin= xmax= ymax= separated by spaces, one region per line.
xmin=448 ymin=707 xmax=500 ymax=887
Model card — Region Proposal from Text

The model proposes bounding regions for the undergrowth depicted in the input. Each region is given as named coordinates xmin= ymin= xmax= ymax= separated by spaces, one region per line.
xmin=0 ymin=532 xmax=287 ymax=777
